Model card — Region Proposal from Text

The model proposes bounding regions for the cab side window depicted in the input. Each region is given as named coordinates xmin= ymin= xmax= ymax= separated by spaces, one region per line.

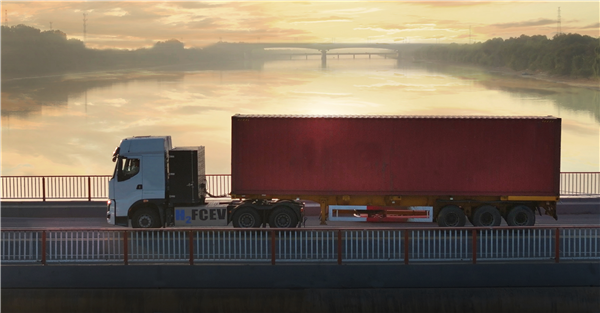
xmin=117 ymin=157 xmax=140 ymax=182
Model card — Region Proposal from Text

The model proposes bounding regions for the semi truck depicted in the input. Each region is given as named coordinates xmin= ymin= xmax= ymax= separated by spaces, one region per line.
xmin=107 ymin=114 xmax=561 ymax=228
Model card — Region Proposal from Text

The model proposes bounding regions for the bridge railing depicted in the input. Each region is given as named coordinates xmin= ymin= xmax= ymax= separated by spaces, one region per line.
xmin=1 ymin=226 xmax=598 ymax=265
xmin=1 ymin=172 xmax=598 ymax=201
xmin=0 ymin=174 xmax=231 ymax=201
xmin=560 ymin=172 xmax=600 ymax=196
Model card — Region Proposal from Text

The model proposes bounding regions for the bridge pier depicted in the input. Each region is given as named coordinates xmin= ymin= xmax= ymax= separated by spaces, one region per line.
xmin=320 ymin=49 xmax=328 ymax=68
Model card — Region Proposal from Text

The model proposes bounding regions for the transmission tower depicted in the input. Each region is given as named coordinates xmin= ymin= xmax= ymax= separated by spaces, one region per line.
xmin=83 ymin=13 xmax=88 ymax=42
xmin=50 ymin=22 xmax=53 ymax=30
xmin=557 ymin=7 xmax=562 ymax=35
xmin=4 ymin=10 xmax=7 ymax=26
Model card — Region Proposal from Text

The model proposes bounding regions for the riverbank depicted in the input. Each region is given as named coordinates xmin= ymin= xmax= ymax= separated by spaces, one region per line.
xmin=486 ymin=66 xmax=600 ymax=91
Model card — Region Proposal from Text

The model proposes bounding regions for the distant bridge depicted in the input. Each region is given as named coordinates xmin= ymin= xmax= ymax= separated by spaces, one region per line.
xmin=205 ymin=42 xmax=437 ymax=52
xmin=203 ymin=42 xmax=440 ymax=66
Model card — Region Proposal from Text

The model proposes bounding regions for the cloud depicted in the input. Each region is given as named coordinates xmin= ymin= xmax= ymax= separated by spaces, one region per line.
xmin=289 ymin=91 xmax=352 ymax=98
xmin=491 ymin=19 xmax=556 ymax=29
xmin=321 ymin=7 xmax=382 ymax=15
xmin=102 ymin=98 xmax=128 ymax=107
xmin=582 ymin=22 xmax=600 ymax=29
xmin=354 ymin=24 xmax=461 ymax=35
xmin=104 ymin=8 xmax=129 ymax=17
xmin=291 ymin=16 xmax=352 ymax=24
xmin=410 ymin=2 xmax=491 ymax=8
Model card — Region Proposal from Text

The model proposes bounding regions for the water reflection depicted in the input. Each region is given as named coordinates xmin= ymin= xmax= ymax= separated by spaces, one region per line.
xmin=2 ymin=72 xmax=186 ymax=118
xmin=418 ymin=62 xmax=600 ymax=123
xmin=1 ymin=58 xmax=598 ymax=176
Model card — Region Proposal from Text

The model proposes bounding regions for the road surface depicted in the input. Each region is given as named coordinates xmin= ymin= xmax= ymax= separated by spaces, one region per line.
xmin=1 ymin=198 xmax=598 ymax=229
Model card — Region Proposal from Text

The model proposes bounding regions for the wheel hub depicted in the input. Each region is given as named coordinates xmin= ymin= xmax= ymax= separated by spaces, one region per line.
xmin=480 ymin=212 xmax=494 ymax=226
xmin=515 ymin=212 xmax=528 ymax=225
xmin=139 ymin=215 xmax=152 ymax=228
xmin=240 ymin=214 xmax=255 ymax=227
xmin=446 ymin=213 xmax=459 ymax=226
xmin=275 ymin=214 xmax=291 ymax=227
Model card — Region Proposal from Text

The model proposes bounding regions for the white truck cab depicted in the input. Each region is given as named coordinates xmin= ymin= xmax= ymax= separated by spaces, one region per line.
xmin=108 ymin=136 xmax=173 ymax=227
xmin=107 ymin=135 xmax=304 ymax=229
xmin=107 ymin=136 xmax=219 ymax=227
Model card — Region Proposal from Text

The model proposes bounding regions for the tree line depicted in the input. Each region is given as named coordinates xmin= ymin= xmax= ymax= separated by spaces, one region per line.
xmin=3 ymin=25 xmax=599 ymax=79
xmin=1 ymin=24 xmax=245 ymax=79
xmin=415 ymin=34 xmax=600 ymax=79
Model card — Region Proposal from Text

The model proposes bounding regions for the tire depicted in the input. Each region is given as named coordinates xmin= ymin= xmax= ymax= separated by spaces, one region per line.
xmin=437 ymin=205 xmax=466 ymax=227
xmin=131 ymin=207 xmax=161 ymax=228
xmin=232 ymin=207 xmax=261 ymax=228
xmin=268 ymin=206 xmax=298 ymax=228
xmin=506 ymin=205 xmax=536 ymax=226
xmin=471 ymin=205 xmax=502 ymax=227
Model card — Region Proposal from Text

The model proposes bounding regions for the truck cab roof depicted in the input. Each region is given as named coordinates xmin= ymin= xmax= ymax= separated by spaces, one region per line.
xmin=118 ymin=136 xmax=173 ymax=156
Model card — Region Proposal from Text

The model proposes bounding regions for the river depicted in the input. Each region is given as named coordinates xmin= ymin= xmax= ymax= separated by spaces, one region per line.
xmin=1 ymin=57 xmax=598 ymax=176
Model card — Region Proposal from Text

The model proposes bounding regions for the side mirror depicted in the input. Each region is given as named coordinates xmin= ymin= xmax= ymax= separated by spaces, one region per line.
xmin=112 ymin=147 xmax=120 ymax=162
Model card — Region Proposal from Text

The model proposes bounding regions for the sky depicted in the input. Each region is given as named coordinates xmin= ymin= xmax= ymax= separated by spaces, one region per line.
xmin=1 ymin=1 xmax=598 ymax=50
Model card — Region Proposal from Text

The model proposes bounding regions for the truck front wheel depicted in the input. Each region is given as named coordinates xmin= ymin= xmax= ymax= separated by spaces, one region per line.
xmin=506 ymin=205 xmax=535 ymax=226
xmin=269 ymin=206 xmax=298 ymax=228
xmin=437 ymin=205 xmax=466 ymax=227
xmin=232 ymin=207 xmax=261 ymax=228
xmin=131 ymin=208 xmax=161 ymax=228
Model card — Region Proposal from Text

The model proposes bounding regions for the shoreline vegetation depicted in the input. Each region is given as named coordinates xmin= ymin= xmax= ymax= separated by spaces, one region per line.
xmin=487 ymin=66 xmax=599 ymax=91
xmin=2 ymin=24 xmax=599 ymax=91
xmin=417 ymin=61 xmax=600 ymax=91
xmin=413 ymin=34 xmax=599 ymax=91
xmin=1 ymin=24 xmax=243 ymax=81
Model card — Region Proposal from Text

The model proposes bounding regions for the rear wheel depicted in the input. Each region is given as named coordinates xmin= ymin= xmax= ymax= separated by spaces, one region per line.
xmin=506 ymin=205 xmax=535 ymax=226
xmin=232 ymin=207 xmax=261 ymax=228
xmin=269 ymin=207 xmax=298 ymax=228
xmin=131 ymin=207 xmax=161 ymax=228
xmin=437 ymin=205 xmax=466 ymax=227
xmin=471 ymin=205 xmax=502 ymax=227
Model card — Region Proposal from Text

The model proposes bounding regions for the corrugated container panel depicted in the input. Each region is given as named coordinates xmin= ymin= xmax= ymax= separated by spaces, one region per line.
xmin=231 ymin=115 xmax=561 ymax=197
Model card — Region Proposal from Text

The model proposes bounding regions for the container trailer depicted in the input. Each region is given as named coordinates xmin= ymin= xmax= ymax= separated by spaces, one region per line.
xmin=107 ymin=114 xmax=561 ymax=228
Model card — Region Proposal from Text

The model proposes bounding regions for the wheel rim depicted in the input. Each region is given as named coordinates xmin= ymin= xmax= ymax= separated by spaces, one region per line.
xmin=446 ymin=212 xmax=459 ymax=226
xmin=514 ymin=211 xmax=529 ymax=226
xmin=274 ymin=213 xmax=291 ymax=227
xmin=480 ymin=212 xmax=494 ymax=226
xmin=138 ymin=215 xmax=152 ymax=228
xmin=239 ymin=213 xmax=256 ymax=227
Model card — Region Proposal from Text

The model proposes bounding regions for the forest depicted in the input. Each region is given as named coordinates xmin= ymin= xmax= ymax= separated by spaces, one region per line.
xmin=1 ymin=24 xmax=241 ymax=79
xmin=414 ymin=34 xmax=600 ymax=79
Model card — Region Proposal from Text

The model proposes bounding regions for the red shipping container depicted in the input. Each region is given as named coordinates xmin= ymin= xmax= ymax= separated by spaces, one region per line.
xmin=231 ymin=115 xmax=561 ymax=197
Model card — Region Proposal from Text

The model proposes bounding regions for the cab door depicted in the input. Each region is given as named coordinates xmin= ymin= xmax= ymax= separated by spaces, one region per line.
xmin=112 ymin=156 xmax=144 ymax=218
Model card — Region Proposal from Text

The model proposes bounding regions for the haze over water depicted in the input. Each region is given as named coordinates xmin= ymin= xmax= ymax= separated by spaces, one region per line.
xmin=1 ymin=58 xmax=598 ymax=176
